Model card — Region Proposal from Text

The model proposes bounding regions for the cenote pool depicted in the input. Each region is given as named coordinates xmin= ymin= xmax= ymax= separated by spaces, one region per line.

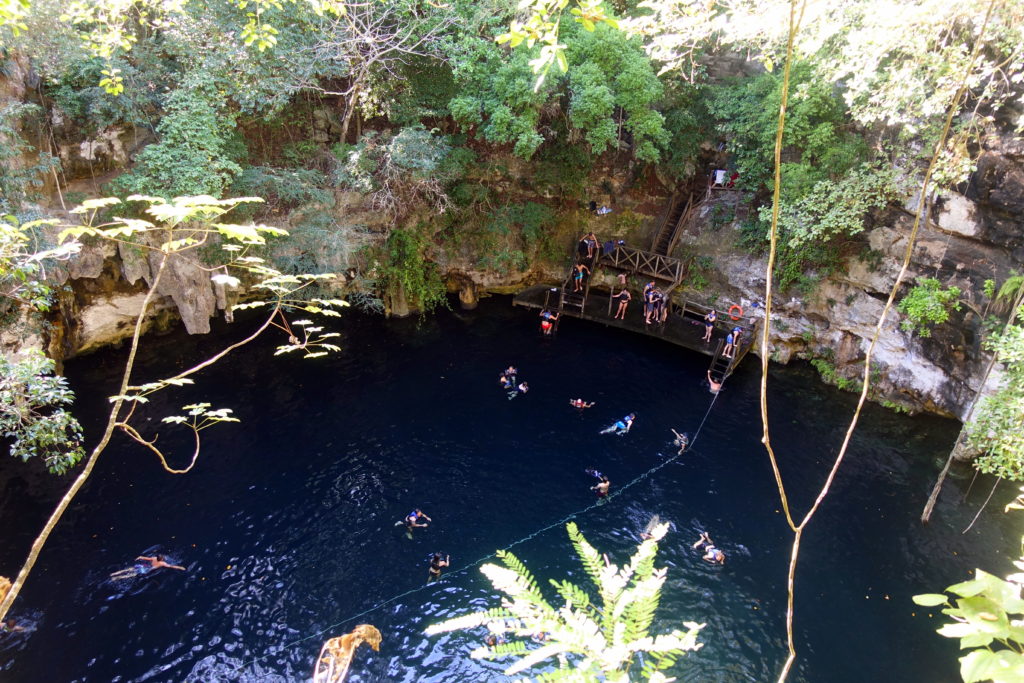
xmin=0 ymin=297 xmax=1018 ymax=682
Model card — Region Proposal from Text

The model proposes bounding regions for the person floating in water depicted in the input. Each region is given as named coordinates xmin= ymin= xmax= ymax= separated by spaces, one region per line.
xmin=693 ymin=532 xmax=725 ymax=564
xmin=428 ymin=552 xmax=450 ymax=581
xmin=569 ymin=398 xmax=595 ymax=409
xmin=404 ymin=509 xmax=432 ymax=530
xmin=671 ymin=429 xmax=689 ymax=454
xmin=0 ymin=619 xmax=26 ymax=634
xmin=590 ymin=474 xmax=611 ymax=498
xmin=110 ymin=554 xmax=185 ymax=580
xmin=517 ymin=381 xmax=529 ymax=394
xmin=539 ymin=309 xmax=559 ymax=335
xmin=499 ymin=372 xmax=515 ymax=389
xmin=600 ymin=413 xmax=635 ymax=435
xmin=707 ymin=370 xmax=722 ymax=394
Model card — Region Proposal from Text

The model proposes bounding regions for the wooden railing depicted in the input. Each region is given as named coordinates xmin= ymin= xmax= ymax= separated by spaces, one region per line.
xmin=600 ymin=246 xmax=686 ymax=285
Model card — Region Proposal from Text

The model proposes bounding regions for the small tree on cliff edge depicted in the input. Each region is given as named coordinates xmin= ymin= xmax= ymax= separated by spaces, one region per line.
xmin=0 ymin=194 xmax=346 ymax=621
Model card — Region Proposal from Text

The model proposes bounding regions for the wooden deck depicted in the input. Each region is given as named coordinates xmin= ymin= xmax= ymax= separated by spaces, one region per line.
xmin=513 ymin=284 xmax=756 ymax=376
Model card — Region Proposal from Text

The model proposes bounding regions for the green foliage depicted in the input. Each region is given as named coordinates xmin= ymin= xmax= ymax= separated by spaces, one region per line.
xmin=230 ymin=166 xmax=333 ymax=215
xmin=374 ymin=227 xmax=447 ymax=314
xmin=709 ymin=63 xmax=867 ymax=197
xmin=426 ymin=521 xmax=703 ymax=680
xmin=898 ymin=278 xmax=962 ymax=337
xmin=914 ymin=558 xmax=1024 ymax=682
xmin=0 ymin=102 xmax=58 ymax=214
xmin=968 ymin=305 xmax=1024 ymax=481
xmin=333 ymin=126 xmax=454 ymax=222
xmin=449 ymin=12 xmax=667 ymax=163
xmin=111 ymin=73 xmax=243 ymax=199
xmin=809 ymin=356 xmax=863 ymax=394
xmin=0 ymin=350 xmax=84 ymax=474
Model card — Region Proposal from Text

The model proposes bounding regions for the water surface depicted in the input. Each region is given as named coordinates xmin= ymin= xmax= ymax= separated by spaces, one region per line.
xmin=0 ymin=297 xmax=1015 ymax=682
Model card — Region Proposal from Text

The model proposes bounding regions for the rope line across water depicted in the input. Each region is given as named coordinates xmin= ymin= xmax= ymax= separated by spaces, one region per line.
xmin=234 ymin=389 xmax=722 ymax=674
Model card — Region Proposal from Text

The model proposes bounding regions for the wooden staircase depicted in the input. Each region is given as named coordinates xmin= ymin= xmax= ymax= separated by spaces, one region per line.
xmin=708 ymin=338 xmax=733 ymax=383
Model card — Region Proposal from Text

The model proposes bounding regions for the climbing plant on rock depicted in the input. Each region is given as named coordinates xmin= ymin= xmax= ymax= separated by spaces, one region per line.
xmin=897 ymin=278 xmax=963 ymax=338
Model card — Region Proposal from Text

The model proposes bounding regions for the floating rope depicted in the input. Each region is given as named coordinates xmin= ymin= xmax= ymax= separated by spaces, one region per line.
xmin=233 ymin=389 xmax=722 ymax=674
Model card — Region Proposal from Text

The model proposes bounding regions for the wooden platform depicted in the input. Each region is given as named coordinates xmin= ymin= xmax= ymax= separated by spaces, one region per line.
xmin=512 ymin=284 xmax=755 ymax=370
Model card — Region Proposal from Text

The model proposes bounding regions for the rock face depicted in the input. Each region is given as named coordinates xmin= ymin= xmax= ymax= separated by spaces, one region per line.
xmin=669 ymin=128 xmax=1024 ymax=420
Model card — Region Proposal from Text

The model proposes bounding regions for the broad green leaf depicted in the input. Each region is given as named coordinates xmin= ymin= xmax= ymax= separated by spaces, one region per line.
xmin=913 ymin=594 xmax=949 ymax=607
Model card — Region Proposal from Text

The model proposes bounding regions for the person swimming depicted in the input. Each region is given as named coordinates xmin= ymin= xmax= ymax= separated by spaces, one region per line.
xmin=671 ymin=429 xmax=690 ymax=454
xmin=590 ymin=475 xmax=611 ymax=497
xmin=110 ymin=554 xmax=185 ymax=580
xmin=428 ymin=552 xmax=450 ymax=581
xmin=693 ymin=532 xmax=725 ymax=564
xmin=569 ymin=398 xmax=595 ymax=409
xmin=403 ymin=508 xmax=431 ymax=530
xmin=599 ymin=413 xmax=635 ymax=435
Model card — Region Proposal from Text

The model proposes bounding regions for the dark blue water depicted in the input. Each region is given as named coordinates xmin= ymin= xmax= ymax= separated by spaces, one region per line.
xmin=0 ymin=297 xmax=1016 ymax=682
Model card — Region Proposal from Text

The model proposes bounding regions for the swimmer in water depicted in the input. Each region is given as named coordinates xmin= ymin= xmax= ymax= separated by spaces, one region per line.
xmin=591 ymin=475 xmax=611 ymax=497
xmin=569 ymin=398 xmax=595 ymax=409
xmin=428 ymin=552 xmax=450 ymax=582
xmin=0 ymin=619 xmax=26 ymax=634
xmin=671 ymin=429 xmax=689 ymax=454
xmin=599 ymin=413 xmax=635 ymax=435
xmin=693 ymin=532 xmax=725 ymax=564
xmin=707 ymin=370 xmax=722 ymax=394
xmin=404 ymin=508 xmax=431 ymax=530
xmin=110 ymin=554 xmax=185 ymax=580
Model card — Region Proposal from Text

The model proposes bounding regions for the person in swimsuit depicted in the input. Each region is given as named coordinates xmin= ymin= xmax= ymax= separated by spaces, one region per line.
xmin=428 ymin=552 xmax=450 ymax=581
xmin=613 ymin=288 xmax=631 ymax=320
xmin=600 ymin=413 xmax=635 ymax=435
xmin=569 ymin=398 xmax=595 ymax=409
xmin=591 ymin=475 xmax=611 ymax=497
xmin=671 ymin=429 xmax=689 ymax=454
xmin=540 ymin=309 xmax=558 ymax=335
xmin=517 ymin=382 xmax=529 ymax=394
xmin=405 ymin=509 xmax=432 ymax=530
xmin=111 ymin=554 xmax=185 ymax=580
xmin=703 ymin=309 xmax=717 ymax=342
xmin=723 ymin=331 xmax=735 ymax=359
xmin=573 ymin=263 xmax=590 ymax=292
xmin=707 ymin=370 xmax=722 ymax=394
xmin=693 ymin=532 xmax=725 ymax=564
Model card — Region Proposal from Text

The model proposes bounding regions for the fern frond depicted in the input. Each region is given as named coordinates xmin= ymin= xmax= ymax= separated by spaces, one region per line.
xmin=424 ymin=607 xmax=513 ymax=635
xmin=505 ymin=641 xmax=575 ymax=676
xmin=470 ymin=639 xmax=531 ymax=661
xmin=549 ymin=578 xmax=594 ymax=614
xmin=567 ymin=522 xmax=605 ymax=590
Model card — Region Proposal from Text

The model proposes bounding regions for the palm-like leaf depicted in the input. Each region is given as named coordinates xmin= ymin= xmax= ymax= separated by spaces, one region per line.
xmin=426 ymin=522 xmax=701 ymax=680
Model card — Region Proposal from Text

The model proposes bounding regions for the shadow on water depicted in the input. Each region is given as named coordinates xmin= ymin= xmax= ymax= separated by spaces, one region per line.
xmin=0 ymin=296 xmax=1018 ymax=682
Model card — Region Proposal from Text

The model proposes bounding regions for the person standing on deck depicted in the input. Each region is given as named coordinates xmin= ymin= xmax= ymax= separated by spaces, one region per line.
xmin=723 ymin=330 xmax=735 ymax=359
xmin=702 ymin=309 xmax=717 ymax=342
xmin=613 ymin=288 xmax=631 ymax=319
